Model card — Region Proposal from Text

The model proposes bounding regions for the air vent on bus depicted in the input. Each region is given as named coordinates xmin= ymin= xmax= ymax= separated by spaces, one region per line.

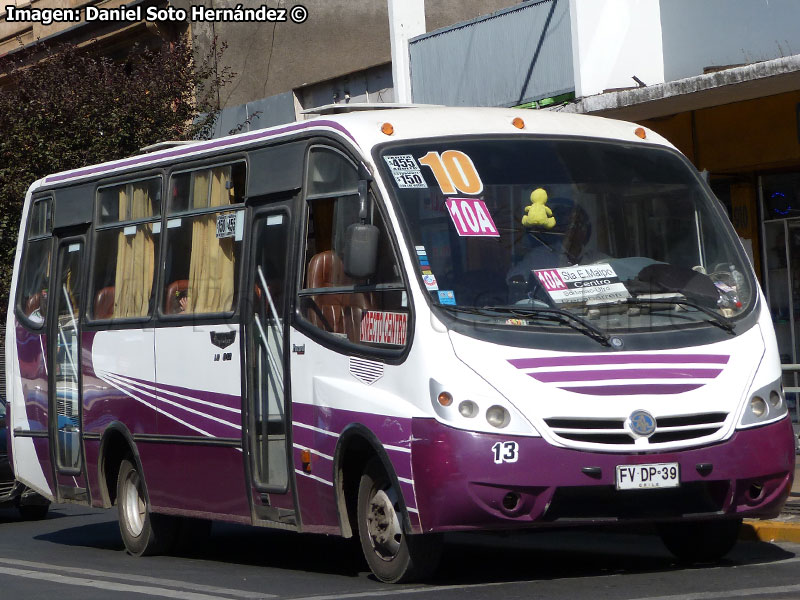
xmin=543 ymin=412 xmax=728 ymax=446
xmin=0 ymin=480 xmax=15 ymax=499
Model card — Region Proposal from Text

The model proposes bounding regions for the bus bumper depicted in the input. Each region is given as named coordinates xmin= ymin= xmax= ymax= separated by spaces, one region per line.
xmin=410 ymin=416 xmax=795 ymax=532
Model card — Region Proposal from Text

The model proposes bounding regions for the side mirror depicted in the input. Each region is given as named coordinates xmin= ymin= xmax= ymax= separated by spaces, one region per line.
xmin=343 ymin=223 xmax=379 ymax=279
xmin=343 ymin=179 xmax=379 ymax=278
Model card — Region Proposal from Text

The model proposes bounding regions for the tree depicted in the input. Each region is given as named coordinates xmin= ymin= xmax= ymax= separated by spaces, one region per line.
xmin=0 ymin=36 xmax=232 ymax=312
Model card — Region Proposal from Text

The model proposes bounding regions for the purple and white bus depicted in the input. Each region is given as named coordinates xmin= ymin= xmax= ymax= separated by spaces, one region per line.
xmin=6 ymin=106 xmax=795 ymax=582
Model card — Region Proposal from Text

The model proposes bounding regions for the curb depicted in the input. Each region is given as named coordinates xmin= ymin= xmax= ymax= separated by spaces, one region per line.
xmin=741 ymin=519 xmax=800 ymax=543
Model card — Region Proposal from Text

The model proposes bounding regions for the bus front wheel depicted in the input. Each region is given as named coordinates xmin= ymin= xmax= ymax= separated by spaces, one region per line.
xmin=117 ymin=459 xmax=178 ymax=556
xmin=356 ymin=457 xmax=442 ymax=583
xmin=658 ymin=518 xmax=742 ymax=563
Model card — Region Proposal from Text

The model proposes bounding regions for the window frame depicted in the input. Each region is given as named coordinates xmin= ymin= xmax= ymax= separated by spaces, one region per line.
xmin=294 ymin=144 xmax=413 ymax=359
xmin=158 ymin=159 xmax=248 ymax=321
xmin=15 ymin=195 xmax=55 ymax=331
xmin=86 ymin=175 xmax=164 ymax=324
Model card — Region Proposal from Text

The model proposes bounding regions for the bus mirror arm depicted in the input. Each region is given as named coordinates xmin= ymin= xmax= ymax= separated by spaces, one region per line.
xmin=358 ymin=180 xmax=369 ymax=223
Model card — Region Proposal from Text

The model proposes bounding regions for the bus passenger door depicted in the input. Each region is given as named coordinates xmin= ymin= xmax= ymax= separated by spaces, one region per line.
xmin=246 ymin=207 xmax=294 ymax=523
xmin=49 ymin=239 xmax=89 ymax=501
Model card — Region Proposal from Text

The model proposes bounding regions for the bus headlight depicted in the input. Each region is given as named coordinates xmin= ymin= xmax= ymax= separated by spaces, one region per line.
xmin=486 ymin=405 xmax=510 ymax=429
xmin=750 ymin=397 xmax=767 ymax=418
xmin=459 ymin=400 xmax=479 ymax=418
xmin=738 ymin=378 xmax=788 ymax=429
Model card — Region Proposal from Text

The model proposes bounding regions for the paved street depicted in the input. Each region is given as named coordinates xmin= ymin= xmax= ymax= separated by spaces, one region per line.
xmin=1 ymin=503 xmax=800 ymax=599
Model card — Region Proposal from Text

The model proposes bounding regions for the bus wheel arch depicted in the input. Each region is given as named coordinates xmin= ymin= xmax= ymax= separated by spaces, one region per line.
xmin=334 ymin=425 xmax=442 ymax=583
xmin=334 ymin=425 xmax=408 ymax=540
xmin=98 ymin=423 xmax=139 ymax=509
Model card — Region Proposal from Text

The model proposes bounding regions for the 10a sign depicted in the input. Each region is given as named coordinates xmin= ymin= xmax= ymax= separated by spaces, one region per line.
xmin=445 ymin=198 xmax=499 ymax=237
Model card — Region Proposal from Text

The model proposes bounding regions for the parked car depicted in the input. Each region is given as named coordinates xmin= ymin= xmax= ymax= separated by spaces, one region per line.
xmin=0 ymin=401 xmax=50 ymax=519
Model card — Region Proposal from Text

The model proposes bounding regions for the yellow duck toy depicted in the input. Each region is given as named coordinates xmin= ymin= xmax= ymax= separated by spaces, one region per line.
xmin=521 ymin=187 xmax=556 ymax=228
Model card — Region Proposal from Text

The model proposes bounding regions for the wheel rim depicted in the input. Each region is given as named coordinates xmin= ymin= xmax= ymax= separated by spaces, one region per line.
xmin=122 ymin=470 xmax=146 ymax=538
xmin=365 ymin=484 xmax=403 ymax=560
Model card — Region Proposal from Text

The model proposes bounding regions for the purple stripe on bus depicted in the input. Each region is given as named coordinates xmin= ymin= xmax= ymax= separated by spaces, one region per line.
xmin=559 ymin=383 xmax=705 ymax=395
xmin=291 ymin=403 xmax=415 ymax=481
xmin=509 ymin=353 xmax=730 ymax=369
xmin=292 ymin=403 xmax=414 ymax=448
xmin=92 ymin=374 xmax=242 ymax=437
xmin=120 ymin=373 xmax=242 ymax=410
xmin=291 ymin=427 xmax=338 ymax=457
xmin=532 ymin=368 xmax=723 ymax=382
xmin=399 ymin=481 xmax=417 ymax=510
xmin=15 ymin=324 xmax=49 ymax=432
xmin=115 ymin=377 xmax=242 ymax=425
xmin=45 ymin=120 xmax=357 ymax=183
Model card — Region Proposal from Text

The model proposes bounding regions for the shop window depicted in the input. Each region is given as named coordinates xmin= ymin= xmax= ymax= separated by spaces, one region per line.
xmin=163 ymin=163 xmax=245 ymax=315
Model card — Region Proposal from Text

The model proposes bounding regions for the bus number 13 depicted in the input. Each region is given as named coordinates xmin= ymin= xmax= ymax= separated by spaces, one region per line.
xmin=491 ymin=441 xmax=519 ymax=464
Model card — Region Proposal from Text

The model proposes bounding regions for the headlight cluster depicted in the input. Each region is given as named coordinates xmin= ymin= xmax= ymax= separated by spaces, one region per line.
xmin=430 ymin=379 xmax=518 ymax=431
xmin=739 ymin=379 xmax=788 ymax=428
xmin=436 ymin=390 xmax=510 ymax=429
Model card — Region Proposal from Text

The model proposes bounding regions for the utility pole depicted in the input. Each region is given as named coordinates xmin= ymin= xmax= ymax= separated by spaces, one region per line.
xmin=388 ymin=0 xmax=426 ymax=104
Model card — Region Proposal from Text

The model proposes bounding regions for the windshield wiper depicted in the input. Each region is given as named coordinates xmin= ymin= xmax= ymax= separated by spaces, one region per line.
xmin=620 ymin=297 xmax=735 ymax=334
xmin=478 ymin=305 xmax=612 ymax=347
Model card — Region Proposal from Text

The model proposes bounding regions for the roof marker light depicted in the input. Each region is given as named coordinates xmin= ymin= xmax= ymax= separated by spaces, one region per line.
xmin=635 ymin=127 xmax=647 ymax=139
xmin=512 ymin=117 xmax=525 ymax=129
xmin=381 ymin=122 xmax=395 ymax=136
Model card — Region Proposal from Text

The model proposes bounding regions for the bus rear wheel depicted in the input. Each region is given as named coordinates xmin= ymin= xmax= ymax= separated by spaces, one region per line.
xmin=356 ymin=457 xmax=442 ymax=583
xmin=658 ymin=518 xmax=742 ymax=563
xmin=117 ymin=458 xmax=178 ymax=556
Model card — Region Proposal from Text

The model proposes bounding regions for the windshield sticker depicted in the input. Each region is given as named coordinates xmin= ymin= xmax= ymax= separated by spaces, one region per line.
xmin=419 ymin=150 xmax=484 ymax=195
xmin=422 ymin=272 xmax=439 ymax=291
xmin=384 ymin=155 xmax=428 ymax=189
xmin=534 ymin=264 xmax=631 ymax=304
xmin=216 ymin=211 xmax=238 ymax=239
xmin=361 ymin=311 xmax=408 ymax=345
xmin=506 ymin=318 xmax=528 ymax=326
xmin=445 ymin=198 xmax=499 ymax=237
xmin=416 ymin=246 xmax=430 ymax=267
xmin=438 ymin=290 xmax=456 ymax=305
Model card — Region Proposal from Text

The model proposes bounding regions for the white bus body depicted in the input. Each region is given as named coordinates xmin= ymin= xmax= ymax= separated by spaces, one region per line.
xmin=6 ymin=107 xmax=794 ymax=582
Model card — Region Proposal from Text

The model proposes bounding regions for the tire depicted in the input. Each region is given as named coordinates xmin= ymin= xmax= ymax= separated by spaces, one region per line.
xmin=18 ymin=503 xmax=49 ymax=521
xmin=658 ymin=518 xmax=742 ymax=563
xmin=357 ymin=457 xmax=442 ymax=583
xmin=116 ymin=458 xmax=178 ymax=556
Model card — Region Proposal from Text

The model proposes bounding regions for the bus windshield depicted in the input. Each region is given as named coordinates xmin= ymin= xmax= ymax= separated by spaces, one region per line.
xmin=378 ymin=137 xmax=753 ymax=334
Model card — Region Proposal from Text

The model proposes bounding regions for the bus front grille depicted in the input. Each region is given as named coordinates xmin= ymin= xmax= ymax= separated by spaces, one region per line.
xmin=544 ymin=412 xmax=728 ymax=446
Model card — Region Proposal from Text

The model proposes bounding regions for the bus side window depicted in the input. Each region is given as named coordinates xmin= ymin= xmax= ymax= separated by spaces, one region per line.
xmin=16 ymin=198 xmax=53 ymax=327
xmin=163 ymin=163 xmax=245 ymax=315
xmin=299 ymin=147 xmax=408 ymax=348
xmin=91 ymin=178 xmax=161 ymax=320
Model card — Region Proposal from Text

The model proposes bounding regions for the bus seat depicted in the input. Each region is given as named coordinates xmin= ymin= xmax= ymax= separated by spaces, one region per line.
xmin=165 ymin=280 xmax=189 ymax=314
xmin=94 ymin=286 xmax=115 ymax=319
xmin=344 ymin=291 xmax=377 ymax=343
xmin=305 ymin=251 xmax=349 ymax=334
xmin=25 ymin=292 xmax=42 ymax=317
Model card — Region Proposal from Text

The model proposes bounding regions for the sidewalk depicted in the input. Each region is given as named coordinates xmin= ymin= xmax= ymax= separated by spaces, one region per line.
xmin=741 ymin=461 xmax=800 ymax=543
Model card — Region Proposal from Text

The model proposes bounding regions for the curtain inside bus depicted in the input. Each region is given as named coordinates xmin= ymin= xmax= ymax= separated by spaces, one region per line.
xmin=187 ymin=166 xmax=236 ymax=313
xmin=113 ymin=184 xmax=155 ymax=317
